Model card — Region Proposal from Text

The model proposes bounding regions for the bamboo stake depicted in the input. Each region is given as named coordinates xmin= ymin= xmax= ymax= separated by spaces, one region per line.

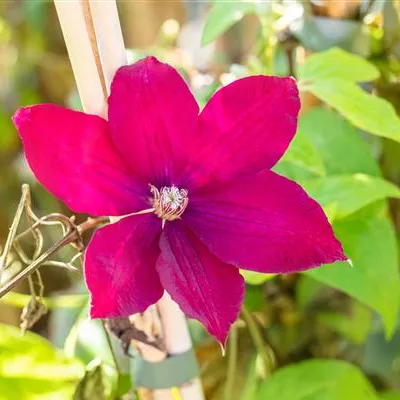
xmin=53 ymin=1 xmax=204 ymax=399
xmin=54 ymin=0 xmax=106 ymax=117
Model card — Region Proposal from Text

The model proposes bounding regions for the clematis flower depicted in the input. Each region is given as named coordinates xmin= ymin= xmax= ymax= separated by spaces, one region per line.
xmin=13 ymin=57 xmax=346 ymax=344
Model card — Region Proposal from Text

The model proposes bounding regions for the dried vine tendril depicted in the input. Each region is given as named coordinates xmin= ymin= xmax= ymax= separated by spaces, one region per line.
xmin=0 ymin=184 xmax=109 ymax=331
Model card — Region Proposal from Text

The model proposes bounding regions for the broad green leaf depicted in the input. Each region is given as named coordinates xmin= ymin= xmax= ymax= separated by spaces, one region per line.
xmin=0 ymin=378 xmax=74 ymax=400
xmin=241 ymin=270 xmax=276 ymax=285
xmin=307 ymin=214 xmax=400 ymax=337
xmin=257 ymin=359 xmax=378 ymax=399
xmin=201 ymin=1 xmax=256 ymax=45
xmin=299 ymin=107 xmax=380 ymax=176
xmin=0 ymin=323 xmax=83 ymax=399
xmin=317 ymin=302 xmax=372 ymax=344
xmin=278 ymin=130 xmax=326 ymax=177
xmin=273 ymin=160 xmax=317 ymax=181
xmin=301 ymin=174 xmax=400 ymax=220
xmin=298 ymin=48 xmax=380 ymax=83
xmin=306 ymin=79 xmax=400 ymax=143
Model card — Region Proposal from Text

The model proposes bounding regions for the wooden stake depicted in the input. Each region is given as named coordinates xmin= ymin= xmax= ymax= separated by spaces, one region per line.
xmin=54 ymin=0 xmax=106 ymax=117
xmin=53 ymin=1 xmax=204 ymax=399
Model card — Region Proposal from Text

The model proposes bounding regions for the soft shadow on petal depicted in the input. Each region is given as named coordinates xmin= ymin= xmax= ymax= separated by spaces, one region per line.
xmin=157 ymin=221 xmax=245 ymax=345
xmin=108 ymin=57 xmax=200 ymax=187
xmin=85 ymin=214 xmax=163 ymax=318
xmin=13 ymin=104 xmax=147 ymax=216
xmin=183 ymin=76 xmax=300 ymax=189
xmin=185 ymin=170 xmax=346 ymax=274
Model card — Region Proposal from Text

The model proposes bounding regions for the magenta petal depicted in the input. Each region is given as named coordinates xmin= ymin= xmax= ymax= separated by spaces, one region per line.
xmin=13 ymin=104 xmax=146 ymax=216
xmin=85 ymin=214 xmax=163 ymax=318
xmin=183 ymin=76 xmax=300 ymax=188
xmin=108 ymin=57 xmax=200 ymax=186
xmin=157 ymin=222 xmax=244 ymax=345
xmin=185 ymin=170 xmax=346 ymax=274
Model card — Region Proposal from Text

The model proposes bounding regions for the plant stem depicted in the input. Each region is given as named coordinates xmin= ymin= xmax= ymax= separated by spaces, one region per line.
xmin=101 ymin=320 xmax=122 ymax=390
xmin=225 ymin=322 xmax=238 ymax=400
xmin=241 ymin=306 xmax=274 ymax=378
xmin=0 ymin=184 xmax=29 ymax=281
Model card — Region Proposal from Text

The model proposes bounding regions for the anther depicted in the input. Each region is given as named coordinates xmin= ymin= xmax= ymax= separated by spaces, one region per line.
xmin=150 ymin=184 xmax=188 ymax=227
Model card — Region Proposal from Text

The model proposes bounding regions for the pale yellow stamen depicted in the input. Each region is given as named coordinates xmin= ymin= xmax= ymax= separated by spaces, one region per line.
xmin=150 ymin=184 xmax=188 ymax=228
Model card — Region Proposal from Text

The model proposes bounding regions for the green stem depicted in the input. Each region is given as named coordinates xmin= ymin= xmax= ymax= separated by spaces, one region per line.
xmin=101 ymin=321 xmax=121 ymax=392
xmin=225 ymin=322 xmax=238 ymax=400
xmin=241 ymin=306 xmax=274 ymax=378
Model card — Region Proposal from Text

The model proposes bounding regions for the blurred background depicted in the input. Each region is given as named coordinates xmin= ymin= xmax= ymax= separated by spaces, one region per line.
xmin=1 ymin=0 xmax=400 ymax=399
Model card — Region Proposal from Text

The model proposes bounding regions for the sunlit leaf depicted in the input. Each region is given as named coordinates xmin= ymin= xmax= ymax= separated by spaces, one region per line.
xmin=201 ymin=1 xmax=256 ymax=45
xmin=0 ymin=379 xmax=74 ymax=400
xmin=0 ymin=323 xmax=83 ymax=400
xmin=301 ymin=174 xmax=400 ymax=220
xmin=257 ymin=359 xmax=378 ymax=399
xmin=298 ymin=48 xmax=380 ymax=83
xmin=305 ymin=79 xmax=400 ymax=143
xmin=278 ymin=130 xmax=326 ymax=177
xmin=299 ymin=107 xmax=380 ymax=176
xmin=240 ymin=270 xmax=276 ymax=285
xmin=307 ymin=213 xmax=400 ymax=337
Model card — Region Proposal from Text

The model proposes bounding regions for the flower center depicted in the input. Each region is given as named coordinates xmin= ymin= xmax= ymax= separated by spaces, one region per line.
xmin=150 ymin=184 xmax=188 ymax=224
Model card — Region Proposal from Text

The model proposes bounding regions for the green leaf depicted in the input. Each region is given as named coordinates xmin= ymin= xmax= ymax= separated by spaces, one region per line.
xmin=299 ymin=107 xmax=380 ymax=176
xmin=306 ymin=79 xmax=400 ymax=143
xmin=73 ymin=360 xmax=107 ymax=400
xmin=257 ymin=359 xmax=378 ymax=400
xmin=298 ymin=48 xmax=380 ymax=83
xmin=307 ymin=214 xmax=400 ymax=337
xmin=240 ymin=270 xmax=276 ymax=285
xmin=301 ymin=174 xmax=400 ymax=220
xmin=0 ymin=378 xmax=75 ymax=400
xmin=201 ymin=1 xmax=256 ymax=45
xmin=0 ymin=323 xmax=83 ymax=399
xmin=278 ymin=130 xmax=326 ymax=177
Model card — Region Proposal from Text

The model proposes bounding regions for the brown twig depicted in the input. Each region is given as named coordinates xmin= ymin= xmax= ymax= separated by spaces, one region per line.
xmin=0 ymin=184 xmax=30 ymax=281
xmin=0 ymin=188 xmax=109 ymax=299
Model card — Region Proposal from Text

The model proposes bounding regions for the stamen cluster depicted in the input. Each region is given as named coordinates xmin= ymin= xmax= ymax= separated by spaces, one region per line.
xmin=150 ymin=184 xmax=188 ymax=224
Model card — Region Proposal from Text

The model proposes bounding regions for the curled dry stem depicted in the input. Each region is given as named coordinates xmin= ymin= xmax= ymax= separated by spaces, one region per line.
xmin=0 ymin=184 xmax=109 ymax=299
